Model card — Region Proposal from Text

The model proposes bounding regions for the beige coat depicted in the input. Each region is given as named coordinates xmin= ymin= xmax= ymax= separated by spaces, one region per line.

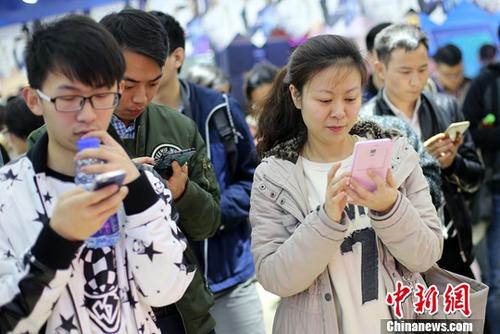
xmin=249 ymin=134 xmax=443 ymax=334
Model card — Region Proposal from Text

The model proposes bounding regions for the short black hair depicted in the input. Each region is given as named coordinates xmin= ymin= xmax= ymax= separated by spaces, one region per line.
xmin=479 ymin=44 xmax=497 ymax=62
xmin=365 ymin=22 xmax=392 ymax=52
xmin=100 ymin=9 xmax=169 ymax=67
xmin=5 ymin=96 xmax=44 ymax=140
xmin=25 ymin=15 xmax=125 ymax=90
xmin=149 ymin=11 xmax=185 ymax=55
xmin=433 ymin=44 xmax=462 ymax=66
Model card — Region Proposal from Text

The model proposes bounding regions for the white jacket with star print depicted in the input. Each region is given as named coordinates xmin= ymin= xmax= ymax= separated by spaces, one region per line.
xmin=0 ymin=134 xmax=195 ymax=334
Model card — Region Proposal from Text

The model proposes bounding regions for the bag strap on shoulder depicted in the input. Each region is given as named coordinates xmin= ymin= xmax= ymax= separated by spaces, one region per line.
xmin=212 ymin=95 xmax=238 ymax=175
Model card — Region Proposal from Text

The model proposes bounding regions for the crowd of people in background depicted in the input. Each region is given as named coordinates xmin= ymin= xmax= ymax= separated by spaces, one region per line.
xmin=0 ymin=7 xmax=499 ymax=334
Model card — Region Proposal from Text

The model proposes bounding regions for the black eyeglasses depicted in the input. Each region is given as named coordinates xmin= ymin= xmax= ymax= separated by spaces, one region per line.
xmin=36 ymin=89 xmax=121 ymax=112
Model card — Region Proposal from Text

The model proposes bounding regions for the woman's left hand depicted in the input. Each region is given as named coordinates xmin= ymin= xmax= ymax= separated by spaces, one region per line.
xmin=345 ymin=169 xmax=398 ymax=214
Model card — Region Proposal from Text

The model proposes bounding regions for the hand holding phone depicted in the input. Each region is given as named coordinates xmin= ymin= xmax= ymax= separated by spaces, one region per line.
xmin=444 ymin=121 xmax=469 ymax=141
xmin=350 ymin=139 xmax=393 ymax=192
xmin=153 ymin=148 xmax=196 ymax=178
xmin=424 ymin=121 xmax=470 ymax=148
xmin=90 ymin=170 xmax=127 ymax=191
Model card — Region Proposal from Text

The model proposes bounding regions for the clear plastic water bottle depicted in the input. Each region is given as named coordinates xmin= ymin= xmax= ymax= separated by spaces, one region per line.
xmin=75 ymin=137 xmax=120 ymax=248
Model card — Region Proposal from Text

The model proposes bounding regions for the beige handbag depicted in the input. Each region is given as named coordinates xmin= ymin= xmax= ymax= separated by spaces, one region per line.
xmin=399 ymin=264 xmax=488 ymax=334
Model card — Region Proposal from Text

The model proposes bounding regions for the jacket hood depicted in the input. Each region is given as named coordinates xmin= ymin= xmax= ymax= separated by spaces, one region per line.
xmin=263 ymin=120 xmax=402 ymax=163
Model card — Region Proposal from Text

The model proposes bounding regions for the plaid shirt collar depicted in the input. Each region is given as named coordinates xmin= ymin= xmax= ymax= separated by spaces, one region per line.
xmin=111 ymin=114 xmax=136 ymax=139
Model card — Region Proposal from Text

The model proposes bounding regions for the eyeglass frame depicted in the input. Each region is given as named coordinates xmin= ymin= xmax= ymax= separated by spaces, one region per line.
xmin=36 ymin=89 xmax=121 ymax=112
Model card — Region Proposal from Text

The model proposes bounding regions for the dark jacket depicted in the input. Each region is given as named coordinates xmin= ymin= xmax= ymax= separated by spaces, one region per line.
xmin=27 ymin=102 xmax=221 ymax=334
xmin=462 ymin=63 xmax=500 ymax=193
xmin=181 ymin=80 xmax=257 ymax=293
xmin=367 ymin=90 xmax=484 ymax=265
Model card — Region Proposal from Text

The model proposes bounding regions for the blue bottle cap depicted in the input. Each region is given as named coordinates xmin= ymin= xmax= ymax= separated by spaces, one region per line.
xmin=76 ymin=137 xmax=100 ymax=152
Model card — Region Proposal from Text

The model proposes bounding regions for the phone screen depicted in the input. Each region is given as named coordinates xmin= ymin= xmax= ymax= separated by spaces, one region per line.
xmin=350 ymin=139 xmax=393 ymax=192
xmin=445 ymin=121 xmax=469 ymax=141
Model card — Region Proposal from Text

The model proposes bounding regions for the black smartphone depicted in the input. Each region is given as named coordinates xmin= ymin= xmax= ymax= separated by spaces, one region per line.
xmin=90 ymin=170 xmax=127 ymax=191
xmin=153 ymin=148 xmax=196 ymax=178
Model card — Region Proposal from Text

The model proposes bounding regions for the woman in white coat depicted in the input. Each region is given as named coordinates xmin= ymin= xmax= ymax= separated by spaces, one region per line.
xmin=249 ymin=35 xmax=443 ymax=334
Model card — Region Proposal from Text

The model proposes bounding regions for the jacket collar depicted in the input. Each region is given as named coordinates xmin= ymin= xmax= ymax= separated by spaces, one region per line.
xmin=26 ymin=131 xmax=49 ymax=174
xmin=263 ymin=120 xmax=401 ymax=163
xmin=374 ymin=90 xmax=442 ymax=140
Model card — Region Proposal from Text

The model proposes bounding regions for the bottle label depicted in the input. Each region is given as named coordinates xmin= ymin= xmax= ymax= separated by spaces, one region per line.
xmin=91 ymin=215 xmax=119 ymax=238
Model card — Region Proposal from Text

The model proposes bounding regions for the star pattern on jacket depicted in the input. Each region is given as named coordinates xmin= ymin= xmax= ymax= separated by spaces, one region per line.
xmin=138 ymin=241 xmax=161 ymax=261
xmin=4 ymin=249 xmax=14 ymax=259
xmin=136 ymin=284 xmax=148 ymax=298
xmin=43 ymin=192 xmax=53 ymax=204
xmin=127 ymin=288 xmax=138 ymax=309
xmin=175 ymin=262 xmax=196 ymax=273
xmin=33 ymin=210 xmax=49 ymax=225
xmin=171 ymin=225 xmax=182 ymax=241
xmin=1 ymin=156 xmax=193 ymax=333
xmin=58 ymin=314 xmax=78 ymax=332
xmin=2 ymin=168 xmax=21 ymax=187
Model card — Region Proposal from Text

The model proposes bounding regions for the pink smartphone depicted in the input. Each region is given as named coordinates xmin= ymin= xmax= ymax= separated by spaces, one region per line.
xmin=350 ymin=138 xmax=393 ymax=192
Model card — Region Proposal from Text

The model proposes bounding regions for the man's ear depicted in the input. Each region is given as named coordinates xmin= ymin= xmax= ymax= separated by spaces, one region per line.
xmin=118 ymin=80 xmax=125 ymax=94
xmin=289 ymin=84 xmax=302 ymax=110
xmin=22 ymin=87 xmax=43 ymax=116
xmin=172 ymin=47 xmax=185 ymax=70
xmin=374 ymin=60 xmax=386 ymax=81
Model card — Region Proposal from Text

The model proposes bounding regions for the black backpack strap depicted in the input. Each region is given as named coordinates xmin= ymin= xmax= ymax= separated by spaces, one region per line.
xmin=212 ymin=95 xmax=238 ymax=175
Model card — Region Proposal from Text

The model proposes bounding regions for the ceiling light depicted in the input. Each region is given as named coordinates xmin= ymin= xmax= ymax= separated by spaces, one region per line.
xmin=22 ymin=0 xmax=39 ymax=4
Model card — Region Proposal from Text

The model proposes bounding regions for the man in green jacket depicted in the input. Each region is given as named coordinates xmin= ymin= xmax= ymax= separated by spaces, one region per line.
xmin=28 ymin=9 xmax=220 ymax=334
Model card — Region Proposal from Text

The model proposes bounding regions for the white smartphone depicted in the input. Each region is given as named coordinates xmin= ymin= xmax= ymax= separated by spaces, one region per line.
xmin=90 ymin=170 xmax=126 ymax=191
xmin=445 ymin=121 xmax=470 ymax=141
xmin=350 ymin=139 xmax=393 ymax=192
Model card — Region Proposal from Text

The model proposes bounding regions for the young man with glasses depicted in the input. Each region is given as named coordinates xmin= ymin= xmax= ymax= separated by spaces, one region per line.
xmin=0 ymin=15 xmax=194 ymax=333
xmin=27 ymin=10 xmax=221 ymax=334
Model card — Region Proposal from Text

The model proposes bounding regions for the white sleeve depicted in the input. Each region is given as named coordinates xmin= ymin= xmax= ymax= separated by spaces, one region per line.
xmin=123 ymin=171 xmax=195 ymax=307
xmin=0 ymin=222 xmax=78 ymax=333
